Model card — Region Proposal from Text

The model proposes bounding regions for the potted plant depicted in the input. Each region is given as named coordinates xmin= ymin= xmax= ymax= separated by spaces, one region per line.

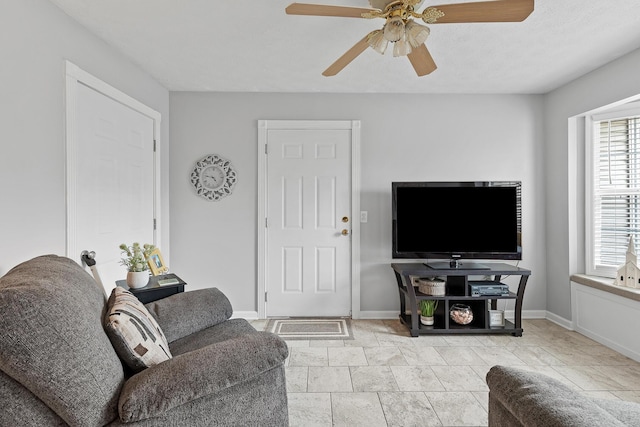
xmin=119 ymin=242 xmax=155 ymax=289
xmin=419 ymin=299 xmax=438 ymax=326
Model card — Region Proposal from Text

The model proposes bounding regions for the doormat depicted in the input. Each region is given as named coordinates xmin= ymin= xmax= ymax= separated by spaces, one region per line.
xmin=265 ymin=318 xmax=353 ymax=340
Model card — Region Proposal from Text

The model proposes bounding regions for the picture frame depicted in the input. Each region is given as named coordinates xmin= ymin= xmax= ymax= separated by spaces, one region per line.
xmin=489 ymin=310 xmax=505 ymax=327
xmin=148 ymin=248 xmax=168 ymax=276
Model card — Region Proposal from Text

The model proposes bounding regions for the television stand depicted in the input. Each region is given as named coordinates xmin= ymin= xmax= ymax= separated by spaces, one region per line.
xmin=391 ymin=262 xmax=530 ymax=337
xmin=425 ymin=259 xmax=490 ymax=270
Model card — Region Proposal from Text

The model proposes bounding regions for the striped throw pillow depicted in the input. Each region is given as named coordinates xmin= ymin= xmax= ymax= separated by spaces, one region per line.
xmin=104 ymin=287 xmax=172 ymax=372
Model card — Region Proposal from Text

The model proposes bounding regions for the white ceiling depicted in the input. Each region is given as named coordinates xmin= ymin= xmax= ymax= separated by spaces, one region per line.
xmin=48 ymin=0 xmax=640 ymax=94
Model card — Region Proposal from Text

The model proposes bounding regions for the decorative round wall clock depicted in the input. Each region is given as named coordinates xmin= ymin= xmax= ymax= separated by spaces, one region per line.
xmin=190 ymin=154 xmax=237 ymax=201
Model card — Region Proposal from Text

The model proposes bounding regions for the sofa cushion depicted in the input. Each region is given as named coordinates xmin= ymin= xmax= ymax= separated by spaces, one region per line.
xmin=105 ymin=286 xmax=172 ymax=372
xmin=169 ymin=318 xmax=257 ymax=356
xmin=118 ymin=331 xmax=289 ymax=423
xmin=0 ymin=369 xmax=67 ymax=426
xmin=0 ymin=255 xmax=124 ymax=426
xmin=145 ymin=287 xmax=233 ymax=343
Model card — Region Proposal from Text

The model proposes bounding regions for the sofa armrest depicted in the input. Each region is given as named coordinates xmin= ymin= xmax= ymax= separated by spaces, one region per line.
xmin=486 ymin=365 xmax=626 ymax=427
xmin=118 ymin=331 xmax=288 ymax=423
xmin=145 ymin=288 xmax=232 ymax=342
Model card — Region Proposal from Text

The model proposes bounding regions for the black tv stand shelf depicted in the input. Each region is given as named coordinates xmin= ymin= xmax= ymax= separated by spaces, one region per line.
xmin=391 ymin=262 xmax=531 ymax=337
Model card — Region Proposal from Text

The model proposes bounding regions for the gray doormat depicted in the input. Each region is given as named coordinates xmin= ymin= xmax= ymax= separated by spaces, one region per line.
xmin=264 ymin=318 xmax=354 ymax=340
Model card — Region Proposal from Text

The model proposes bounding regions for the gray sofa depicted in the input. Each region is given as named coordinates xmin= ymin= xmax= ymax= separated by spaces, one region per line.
xmin=486 ymin=365 xmax=640 ymax=426
xmin=0 ymin=255 xmax=289 ymax=426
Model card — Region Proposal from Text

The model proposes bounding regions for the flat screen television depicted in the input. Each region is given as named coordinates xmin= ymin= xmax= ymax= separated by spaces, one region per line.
xmin=392 ymin=181 xmax=522 ymax=269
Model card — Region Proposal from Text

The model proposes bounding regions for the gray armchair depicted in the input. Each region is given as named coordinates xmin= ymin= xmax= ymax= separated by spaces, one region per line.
xmin=0 ymin=255 xmax=289 ymax=426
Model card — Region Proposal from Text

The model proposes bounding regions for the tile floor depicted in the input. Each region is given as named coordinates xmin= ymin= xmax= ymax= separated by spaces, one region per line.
xmin=251 ymin=318 xmax=640 ymax=426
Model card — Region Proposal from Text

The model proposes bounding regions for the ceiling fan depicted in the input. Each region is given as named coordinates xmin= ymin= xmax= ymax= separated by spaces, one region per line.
xmin=285 ymin=0 xmax=534 ymax=76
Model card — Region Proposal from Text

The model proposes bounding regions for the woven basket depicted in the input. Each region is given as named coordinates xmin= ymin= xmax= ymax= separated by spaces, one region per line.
xmin=417 ymin=278 xmax=446 ymax=296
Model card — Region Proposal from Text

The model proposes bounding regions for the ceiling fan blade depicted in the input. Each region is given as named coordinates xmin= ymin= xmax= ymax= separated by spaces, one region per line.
xmin=407 ymin=44 xmax=437 ymax=76
xmin=322 ymin=35 xmax=370 ymax=77
xmin=428 ymin=0 xmax=534 ymax=23
xmin=285 ymin=3 xmax=376 ymax=18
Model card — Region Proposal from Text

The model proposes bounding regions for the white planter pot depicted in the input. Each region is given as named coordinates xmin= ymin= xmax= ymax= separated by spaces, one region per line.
xmin=126 ymin=271 xmax=149 ymax=289
xmin=420 ymin=315 xmax=435 ymax=326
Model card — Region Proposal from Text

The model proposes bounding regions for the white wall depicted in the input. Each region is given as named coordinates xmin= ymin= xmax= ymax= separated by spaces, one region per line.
xmin=13 ymin=0 xmax=634 ymax=322
xmin=0 ymin=0 xmax=170 ymax=275
xmin=170 ymin=93 xmax=546 ymax=315
xmin=543 ymin=47 xmax=640 ymax=321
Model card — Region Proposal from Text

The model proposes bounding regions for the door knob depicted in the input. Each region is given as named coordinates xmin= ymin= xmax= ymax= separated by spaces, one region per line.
xmin=341 ymin=229 xmax=350 ymax=236
xmin=80 ymin=250 xmax=96 ymax=267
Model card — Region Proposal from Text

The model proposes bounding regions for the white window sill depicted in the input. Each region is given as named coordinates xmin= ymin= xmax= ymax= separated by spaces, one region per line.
xmin=571 ymin=274 xmax=640 ymax=302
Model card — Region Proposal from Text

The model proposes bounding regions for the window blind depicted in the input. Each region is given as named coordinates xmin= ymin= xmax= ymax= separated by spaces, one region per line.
xmin=593 ymin=116 xmax=640 ymax=268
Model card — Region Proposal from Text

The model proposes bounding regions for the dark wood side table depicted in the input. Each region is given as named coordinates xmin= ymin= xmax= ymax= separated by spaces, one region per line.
xmin=116 ymin=273 xmax=186 ymax=304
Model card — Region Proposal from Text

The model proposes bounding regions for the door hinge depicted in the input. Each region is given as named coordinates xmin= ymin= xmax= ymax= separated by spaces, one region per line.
xmin=153 ymin=218 xmax=157 ymax=230
xmin=265 ymin=217 xmax=268 ymax=228
xmin=265 ymin=292 xmax=268 ymax=302
xmin=265 ymin=144 xmax=268 ymax=155
xmin=153 ymin=140 xmax=157 ymax=152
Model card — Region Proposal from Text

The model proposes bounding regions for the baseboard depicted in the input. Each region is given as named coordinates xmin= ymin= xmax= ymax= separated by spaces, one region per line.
xmin=232 ymin=311 xmax=258 ymax=320
xmin=359 ymin=309 xmax=551 ymax=321
xmin=520 ymin=309 xmax=548 ymax=320
xmin=239 ymin=311 xmax=398 ymax=320
xmin=358 ymin=311 xmax=398 ymax=320
xmin=544 ymin=310 xmax=573 ymax=330
xmin=238 ymin=309 xmax=569 ymax=325
xmin=575 ymin=325 xmax=640 ymax=362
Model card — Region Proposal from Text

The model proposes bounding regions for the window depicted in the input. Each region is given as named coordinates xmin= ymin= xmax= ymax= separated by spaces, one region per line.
xmin=587 ymin=106 xmax=640 ymax=277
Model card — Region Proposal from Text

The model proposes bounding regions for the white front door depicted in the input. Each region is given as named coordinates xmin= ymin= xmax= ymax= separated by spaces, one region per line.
xmin=264 ymin=124 xmax=354 ymax=317
xmin=66 ymin=64 xmax=158 ymax=294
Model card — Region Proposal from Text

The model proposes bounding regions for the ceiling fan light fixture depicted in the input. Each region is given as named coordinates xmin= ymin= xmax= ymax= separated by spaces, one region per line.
xmin=405 ymin=20 xmax=430 ymax=48
xmin=383 ymin=16 xmax=404 ymax=42
xmin=285 ymin=0 xmax=534 ymax=76
xmin=393 ymin=34 xmax=412 ymax=57
xmin=367 ymin=29 xmax=389 ymax=54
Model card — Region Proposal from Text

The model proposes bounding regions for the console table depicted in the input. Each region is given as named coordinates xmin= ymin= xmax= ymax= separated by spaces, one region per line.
xmin=391 ymin=263 xmax=530 ymax=337
xmin=116 ymin=273 xmax=186 ymax=304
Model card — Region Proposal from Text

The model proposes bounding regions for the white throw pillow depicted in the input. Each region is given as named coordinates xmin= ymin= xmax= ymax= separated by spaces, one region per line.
xmin=104 ymin=287 xmax=172 ymax=372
